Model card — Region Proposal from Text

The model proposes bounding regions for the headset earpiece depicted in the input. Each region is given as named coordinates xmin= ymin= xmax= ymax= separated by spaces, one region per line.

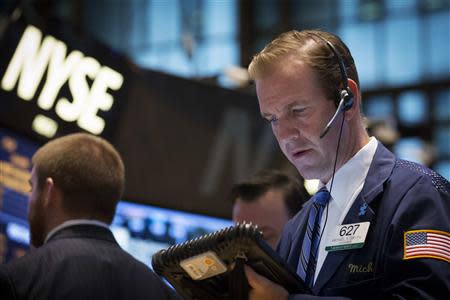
xmin=341 ymin=88 xmax=353 ymax=111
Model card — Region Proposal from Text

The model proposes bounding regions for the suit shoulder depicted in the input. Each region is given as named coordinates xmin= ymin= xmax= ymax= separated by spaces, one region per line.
xmin=0 ymin=244 xmax=58 ymax=286
xmin=1 ymin=246 xmax=44 ymax=270
xmin=393 ymin=159 xmax=450 ymax=194
xmin=119 ymin=250 xmax=153 ymax=272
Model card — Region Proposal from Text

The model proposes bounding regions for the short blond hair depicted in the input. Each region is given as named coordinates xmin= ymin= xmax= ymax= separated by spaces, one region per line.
xmin=248 ymin=30 xmax=359 ymax=103
xmin=32 ymin=133 xmax=125 ymax=223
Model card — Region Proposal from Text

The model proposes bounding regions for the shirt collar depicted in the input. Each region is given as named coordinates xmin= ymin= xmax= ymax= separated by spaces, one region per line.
xmin=44 ymin=219 xmax=110 ymax=244
xmin=323 ymin=137 xmax=378 ymax=210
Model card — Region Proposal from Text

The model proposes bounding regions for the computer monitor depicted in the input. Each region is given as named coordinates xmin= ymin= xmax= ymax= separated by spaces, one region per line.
xmin=111 ymin=200 xmax=232 ymax=268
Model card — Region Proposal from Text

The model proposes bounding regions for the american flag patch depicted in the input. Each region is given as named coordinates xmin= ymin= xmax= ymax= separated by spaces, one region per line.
xmin=403 ymin=230 xmax=450 ymax=263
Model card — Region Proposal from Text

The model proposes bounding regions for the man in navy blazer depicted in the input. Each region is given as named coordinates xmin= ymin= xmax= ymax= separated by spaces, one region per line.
xmin=243 ymin=29 xmax=450 ymax=299
xmin=0 ymin=133 xmax=179 ymax=300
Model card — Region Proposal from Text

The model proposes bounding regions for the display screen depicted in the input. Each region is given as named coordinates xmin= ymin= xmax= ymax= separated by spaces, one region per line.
xmin=0 ymin=127 xmax=38 ymax=263
xmin=111 ymin=200 xmax=232 ymax=268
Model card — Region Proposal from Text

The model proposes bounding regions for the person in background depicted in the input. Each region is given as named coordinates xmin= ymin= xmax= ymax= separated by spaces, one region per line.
xmin=243 ymin=29 xmax=450 ymax=299
xmin=0 ymin=133 xmax=179 ymax=300
xmin=231 ymin=169 xmax=309 ymax=249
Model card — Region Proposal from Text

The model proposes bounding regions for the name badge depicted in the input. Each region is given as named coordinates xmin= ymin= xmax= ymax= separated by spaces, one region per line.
xmin=325 ymin=222 xmax=370 ymax=252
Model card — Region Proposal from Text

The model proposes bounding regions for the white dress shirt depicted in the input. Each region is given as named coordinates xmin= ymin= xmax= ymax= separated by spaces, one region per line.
xmin=313 ymin=137 xmax=378 ymax=283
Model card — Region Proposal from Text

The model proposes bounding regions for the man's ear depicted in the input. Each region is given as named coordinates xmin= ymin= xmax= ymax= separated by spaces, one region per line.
xmin=344 ymin=78 xmax=360 ymax=121
xmin=42 ymin=177 xmax=56 ymax=207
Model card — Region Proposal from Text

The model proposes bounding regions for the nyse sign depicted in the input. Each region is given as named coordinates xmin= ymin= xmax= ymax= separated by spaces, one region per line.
xmin=1 ymin=25 xmax=124 ymax=137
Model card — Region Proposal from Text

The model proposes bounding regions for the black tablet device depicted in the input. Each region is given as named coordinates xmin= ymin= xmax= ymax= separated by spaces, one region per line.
xmin=152 ymin=223 xmax=310 ymax=300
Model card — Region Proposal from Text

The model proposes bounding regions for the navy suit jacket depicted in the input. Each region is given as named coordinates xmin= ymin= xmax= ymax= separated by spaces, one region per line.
xmin=278 ymin=142 xmax=450 ymax=300
xmin=0 ymin=224 xmax=180 ymax=300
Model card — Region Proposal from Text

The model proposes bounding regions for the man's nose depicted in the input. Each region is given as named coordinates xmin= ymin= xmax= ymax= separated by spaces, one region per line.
xmin=273 ymin=118 xmax=299 ymax=143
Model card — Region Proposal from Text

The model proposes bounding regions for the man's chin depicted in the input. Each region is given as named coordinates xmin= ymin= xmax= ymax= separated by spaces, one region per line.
xmin=294 ymin=165 xmax=326 ymax=181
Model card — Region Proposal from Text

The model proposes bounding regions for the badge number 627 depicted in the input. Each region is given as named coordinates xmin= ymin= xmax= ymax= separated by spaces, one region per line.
xmin=339 ymin=224 xmax=360 ymax=236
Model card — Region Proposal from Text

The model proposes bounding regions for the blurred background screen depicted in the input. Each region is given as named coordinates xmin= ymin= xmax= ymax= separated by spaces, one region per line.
xmin=0 ymin=127 xmax=38 ymax=263
xmin=111 ymin=200 xmax=232 ymax=268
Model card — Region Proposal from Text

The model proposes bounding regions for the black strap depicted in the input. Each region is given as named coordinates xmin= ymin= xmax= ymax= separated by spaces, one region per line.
xmin=228 ymin=256 xmax=250 ymax=300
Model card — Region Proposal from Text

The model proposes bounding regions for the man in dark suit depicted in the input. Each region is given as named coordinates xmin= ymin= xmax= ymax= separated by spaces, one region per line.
xmin=0 ymin=133 xmax=179 ymax=299
xmin=243 ymin=29 xmax=450 ymax=299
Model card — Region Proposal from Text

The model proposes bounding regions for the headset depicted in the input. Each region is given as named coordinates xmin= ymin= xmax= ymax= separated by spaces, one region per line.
xmin=311 ymin=34 xmax=354 ymax=138
xmin=309 ymin=34 xmax=356 ymax=252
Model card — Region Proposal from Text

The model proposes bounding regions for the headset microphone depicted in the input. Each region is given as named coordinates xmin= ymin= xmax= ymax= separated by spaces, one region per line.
xmin=320 ymin=89 xmax=353 ymax=138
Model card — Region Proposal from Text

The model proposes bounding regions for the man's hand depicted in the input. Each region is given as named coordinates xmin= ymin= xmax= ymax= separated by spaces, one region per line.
xmin=245 ymin=265 xmax=289 ymax=300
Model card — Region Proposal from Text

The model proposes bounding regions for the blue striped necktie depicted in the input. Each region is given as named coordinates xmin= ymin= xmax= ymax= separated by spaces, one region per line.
xmin=297 ymin=187 xmax=331 ymax=288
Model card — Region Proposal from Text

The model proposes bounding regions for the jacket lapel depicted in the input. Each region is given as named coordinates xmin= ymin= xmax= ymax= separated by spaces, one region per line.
xmin=312 ymin=142 xmax=396 ymax=294
xmin=285 ymin=203 xmax=311 ymax=268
